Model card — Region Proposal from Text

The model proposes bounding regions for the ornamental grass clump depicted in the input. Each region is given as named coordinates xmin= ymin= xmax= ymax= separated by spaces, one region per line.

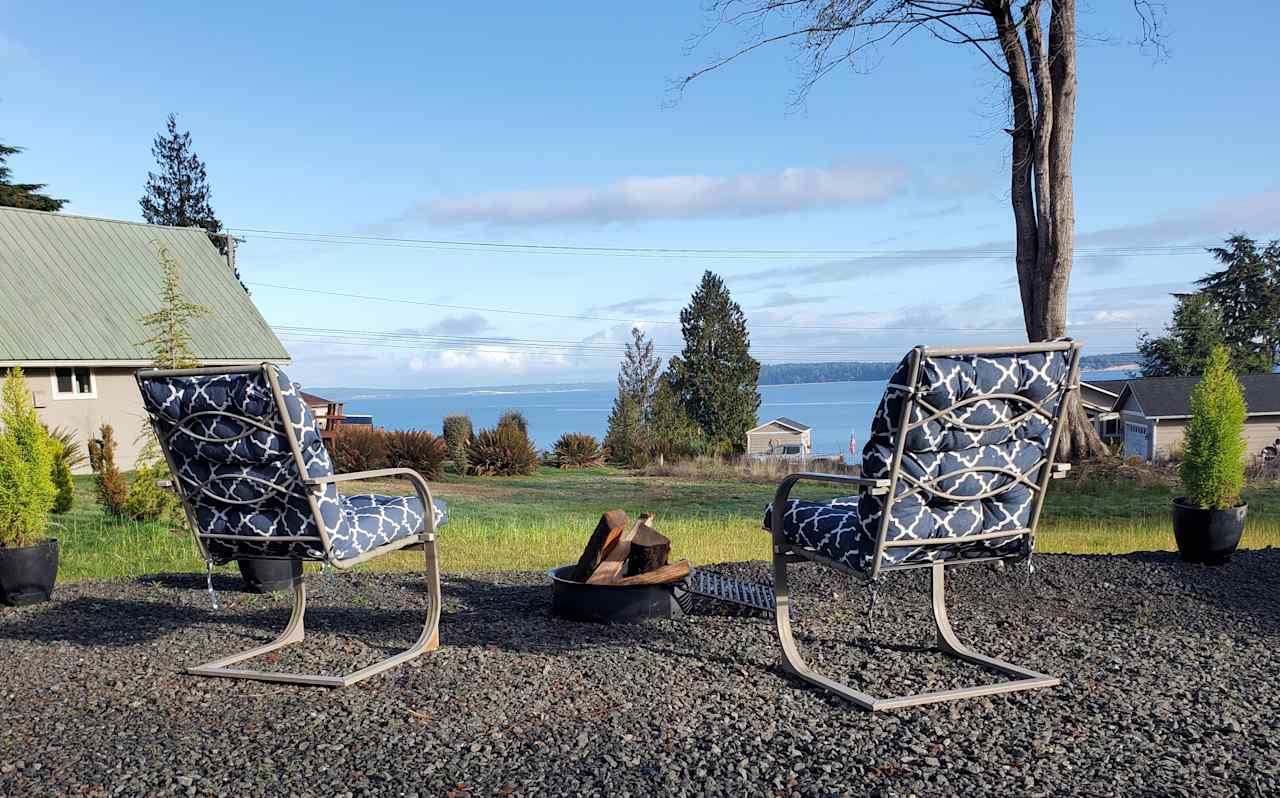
xmin=385 ymin=429 xmax=448 ymax=480
xmin=1180 ymin=346 xmax=1248 ymax=510
xmin=466 ymin=424 xmax=538 ymax=476
xmin=0 ymin=368 xmax=57 ymax=548
xmin=553 ymin=433 xmax=604 ymax=468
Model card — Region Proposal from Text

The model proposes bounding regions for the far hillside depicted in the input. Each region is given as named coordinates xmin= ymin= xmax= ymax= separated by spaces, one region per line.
xmin=759 ymin=352 xmax=1141 ymax=385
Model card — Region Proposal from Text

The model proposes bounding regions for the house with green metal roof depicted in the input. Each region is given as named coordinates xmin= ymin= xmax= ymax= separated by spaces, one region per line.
xmin=0 ymin=207 xmax=289 ymax=471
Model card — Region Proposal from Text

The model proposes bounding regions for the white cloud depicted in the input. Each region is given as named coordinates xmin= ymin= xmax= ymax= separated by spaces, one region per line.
xmin=409 ymin=159 xmax=909 ymax=226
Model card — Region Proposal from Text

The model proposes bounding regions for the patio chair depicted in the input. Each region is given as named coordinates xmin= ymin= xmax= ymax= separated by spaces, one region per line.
xmin=764 ymin=340 xmax=1081 ymax=710
xmin=136 ymin=363 xmax=446 ymax=687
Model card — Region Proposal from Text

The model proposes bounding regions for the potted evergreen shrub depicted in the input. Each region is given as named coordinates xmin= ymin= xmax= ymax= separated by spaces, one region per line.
xmin=0 ymin=367 xmax=60 ymax=606
xmin=1172 ymin=346 xmax=1249 ymax=564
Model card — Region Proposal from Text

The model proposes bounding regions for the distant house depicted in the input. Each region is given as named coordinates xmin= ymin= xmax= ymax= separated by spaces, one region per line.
xmin=1080 ymin=378 xmax=1131 ymax=445
xmin=0 ymin=207 xmax=290 ymax=472
xmin=746 ymin=417 xmax=812 ymax=457
xmin=1113 ymin=374 xmax=1280 ymax=462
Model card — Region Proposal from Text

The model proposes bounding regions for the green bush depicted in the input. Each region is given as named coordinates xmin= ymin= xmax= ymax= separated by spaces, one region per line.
xmin=1180 ymin=346 xmax=1248 ymax=509
xmin=123 ymin=459 xmax=182 ymax=523
xmin=50 ymin=439 xmax=74 ymax=514
xmin=90 ymin=424 xmax=129 ymax=516
xmin=553 ymin=433 xmax=604 ymax=468
xmin=333 ymin=425 xmax=388 ymax=472
xmin=384 ymin=429 xmax=448 ymax=480
xmin=47 ymin=425 xmax=87 ymax=471
xmin=603 ymin=392 xmax=644 ymax=466
xmin=442 ymin=414 xmax=473 ymax=474
xmin=0 ymin=368 xmax=56 ymax=547
xmin=466 ymin=424 xmax=538 ymax=476
xmin=497 ymin=409 xmax=529 ymax=436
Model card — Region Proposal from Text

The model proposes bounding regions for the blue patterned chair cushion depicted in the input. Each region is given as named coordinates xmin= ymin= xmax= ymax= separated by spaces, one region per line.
xmin=139 ymin=366 xmax=447 ymax=564
xmin=764 ymin=348 xmax=1070 ymax=572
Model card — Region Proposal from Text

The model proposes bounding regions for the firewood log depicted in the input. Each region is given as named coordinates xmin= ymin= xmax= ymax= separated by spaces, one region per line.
xmin=614 ymin=559 xmax=690 ymax=586
xmin=571 ymin=510 xmax=629 ymax=581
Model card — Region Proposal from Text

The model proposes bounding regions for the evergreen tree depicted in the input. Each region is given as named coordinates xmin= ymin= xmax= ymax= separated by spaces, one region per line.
xmin=646 ymin=374 xmax=702 ymax=462
xmin=139 ymin=243 xmax=210 ymax=369
xmin=603 ymin=392 xmax=644 ymax=465
xmin=0 ymin=144 xmax=66 ymax=211
xmin=1137 ymin=293 xmax=1226 ymax=377
xmin=140 ymin=114 xmax=227 ymax=254
xmin=1195 ymin=235 xmax=1280 ymax=373
xmin=618 ymin=327 xmax=660 ymax=411
xmin=667 ymin=271 xmax=760 ymax=454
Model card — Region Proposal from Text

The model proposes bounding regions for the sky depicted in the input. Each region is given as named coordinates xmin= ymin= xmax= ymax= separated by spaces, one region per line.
xmin=3 ymin=1 xmax=1279 ymax=388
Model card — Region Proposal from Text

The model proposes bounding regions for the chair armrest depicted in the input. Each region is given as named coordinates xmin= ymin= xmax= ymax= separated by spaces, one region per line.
xmin=306 ymin=468 xmax=440 ymax=539
xmin=770 ymin=472 xmax=890 ymax=546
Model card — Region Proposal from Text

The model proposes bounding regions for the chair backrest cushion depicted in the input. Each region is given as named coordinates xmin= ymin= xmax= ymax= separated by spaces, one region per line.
xmin=138 ymin=365 xmax=344 ymax=563
xmin=857 ymin=346 xmax=1074 ymax=570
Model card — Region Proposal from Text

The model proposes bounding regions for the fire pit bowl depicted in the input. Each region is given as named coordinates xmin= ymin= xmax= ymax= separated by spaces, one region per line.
xmin=548 ymin=565 xmax=686 ymax=624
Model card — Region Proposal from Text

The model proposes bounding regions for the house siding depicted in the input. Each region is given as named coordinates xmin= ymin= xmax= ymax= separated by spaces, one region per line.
xmin=28 ymin=367 xmax=150 ymax=473
xmin=1127 ymin=416 xmax=1280 ymax=462
xmin=746 ymin=424 xmax=811 ymax=455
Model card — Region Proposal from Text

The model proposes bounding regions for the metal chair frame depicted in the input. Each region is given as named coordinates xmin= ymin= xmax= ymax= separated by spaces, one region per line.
xmin=137 ymin=363 xmax=442 ymax=687
xmin=769 ymin=340 xmax=1082 ymax=710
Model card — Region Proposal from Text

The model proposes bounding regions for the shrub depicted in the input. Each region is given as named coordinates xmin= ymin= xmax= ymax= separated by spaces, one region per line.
xmin=47 ymin=425 xmax=87 ymax=471
xmin=385 ymin=429 xmax=448 ymax=480
xmin=553 ymin=433 xmax=604 ymax=468
xmin=123 ymin=459 xmax=182 ymax=523
xmin=50 ymin=439 xmax=74 ymax=514
xmin=333 ymin=425 xmax=388 ymax=473
xmin=466 ymin=424 xmax=538 ymax=476
xmin=497 ymin=409 xmax=529 ymax=437
xmin=1181 ymin=346 xmax=1248 ymax=509
xmin=91 ymin=424 xmax=129 ymax=516
xmin=0 ymin=368 xmax=56 ymax=547
xmin=442 ymin=414 xmax=473 ymax=474
xmin=555 ymin=432 xmax=604 ymax=471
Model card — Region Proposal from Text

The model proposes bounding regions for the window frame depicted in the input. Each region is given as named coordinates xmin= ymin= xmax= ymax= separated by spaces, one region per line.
xmin=50 ymin=367 xmax=96 ymax=400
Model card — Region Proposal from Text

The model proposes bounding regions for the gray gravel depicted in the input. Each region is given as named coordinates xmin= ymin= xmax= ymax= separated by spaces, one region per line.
xmin=2 ymin=551 xmax=1280 ymax=797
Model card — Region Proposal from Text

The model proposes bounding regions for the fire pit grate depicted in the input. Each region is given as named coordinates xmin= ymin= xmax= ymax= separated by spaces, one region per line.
xmin=675 ymin=569 xmax=778 ymax=617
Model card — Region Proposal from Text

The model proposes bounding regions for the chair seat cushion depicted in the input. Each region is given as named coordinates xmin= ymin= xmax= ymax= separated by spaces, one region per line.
xmin=329 ymin=494 xmax=449 ymax=561
xmin=763 ymin=495 xmax=1024 ymax=571
xmin=764 ymin=497 xmax=869 ymax=570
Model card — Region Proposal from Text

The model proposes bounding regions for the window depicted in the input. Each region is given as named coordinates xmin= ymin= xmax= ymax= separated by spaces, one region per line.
xmin=52 ymin=367 xmax=94 ymax=399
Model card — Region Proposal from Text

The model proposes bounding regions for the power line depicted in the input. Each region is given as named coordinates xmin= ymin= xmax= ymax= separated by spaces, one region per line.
xmin=231 ymin=226 xmax=1219 ymax=261
xmin=255 ymin=282 xmax=1171 ymax=334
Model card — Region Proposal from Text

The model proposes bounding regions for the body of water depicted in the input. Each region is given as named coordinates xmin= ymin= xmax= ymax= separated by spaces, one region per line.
xmin=326 ymin=370 xmax=1120 ymax=462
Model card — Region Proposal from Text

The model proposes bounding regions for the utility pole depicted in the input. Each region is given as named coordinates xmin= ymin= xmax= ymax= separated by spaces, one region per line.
xmin=223 ymin=231 xmax=248 ymax=292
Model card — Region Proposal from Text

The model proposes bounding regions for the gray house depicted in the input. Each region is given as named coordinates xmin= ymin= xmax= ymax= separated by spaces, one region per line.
xmin=1114 ymin=374 xmax=1280 ymax=462
xmin=0 ymin=207 xmax=290 ymax=471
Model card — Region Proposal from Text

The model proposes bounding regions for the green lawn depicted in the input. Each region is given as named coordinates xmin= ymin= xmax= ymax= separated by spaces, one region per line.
xmin=52 ymin=466 xmax=1280 ymax=582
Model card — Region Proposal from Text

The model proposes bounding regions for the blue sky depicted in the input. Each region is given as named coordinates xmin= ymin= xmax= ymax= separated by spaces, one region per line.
xmin=3 ymin=1 xmax=1279 ymax=387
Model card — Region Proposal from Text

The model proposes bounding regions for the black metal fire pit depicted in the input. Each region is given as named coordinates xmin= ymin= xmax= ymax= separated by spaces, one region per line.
xmin=548 ymin=565 xmax=685 ymax=624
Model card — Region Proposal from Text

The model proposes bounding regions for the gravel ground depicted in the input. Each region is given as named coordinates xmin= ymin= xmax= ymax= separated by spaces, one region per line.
xmin=2 ymin=550 xmax=1280 ymax=797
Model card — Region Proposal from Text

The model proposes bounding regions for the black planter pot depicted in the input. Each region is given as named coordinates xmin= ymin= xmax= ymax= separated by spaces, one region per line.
xmin=236 ymin=558 xmax=303 ymax=593
xmin=1172 ymin=498 xmax=1246 ymax=565
xmin=0 ymin=539 xmax=59 ymax=607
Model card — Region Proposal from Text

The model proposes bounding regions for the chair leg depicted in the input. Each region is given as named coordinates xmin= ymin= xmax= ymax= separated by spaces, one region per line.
xmin=773 ymin=553 xmax=1059 ymax=711
xmin=186 ymin=540 xmax=443 ymax=688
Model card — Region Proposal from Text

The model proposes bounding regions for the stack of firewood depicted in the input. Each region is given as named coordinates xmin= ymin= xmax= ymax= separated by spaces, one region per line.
xmin=568 ymin=510 xmax=690 ymax=585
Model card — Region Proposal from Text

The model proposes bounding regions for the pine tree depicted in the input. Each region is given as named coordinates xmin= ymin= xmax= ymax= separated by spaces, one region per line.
xmin=139 ymin=243 xmax=210 ymax=369
xmin=603 ymin=392 xmax=644 ymax=465
xmin=646 ymin=374 xmax=702 ymax=462
xmin=668 ymin=271 xmax=761 ymax=454
xmin=1137 ymin=293 xmax=1226 ymax=377
xmin=0 ymin=368 xmax=56 ymax=547
xmin=0 ymin=144 xmax=66 ymax=211
xmin=1180 ymin=346 xmax=1247 ymax=510
xmin=618 ymin=327 xmax=660 ymax=412
xmin=1196 ymin=235 xmax=1280 ymax=373
xmin=140 ymin=114 xmax=227 ymax=254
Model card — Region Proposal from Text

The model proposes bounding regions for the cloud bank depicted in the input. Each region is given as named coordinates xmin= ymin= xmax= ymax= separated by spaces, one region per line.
xmin=411 ymin=160 xmax=909 ymax=226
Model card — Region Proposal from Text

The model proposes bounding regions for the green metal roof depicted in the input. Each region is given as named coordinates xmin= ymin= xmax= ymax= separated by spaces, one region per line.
xmin=0 ymin=207 xmax=289 ymax=364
